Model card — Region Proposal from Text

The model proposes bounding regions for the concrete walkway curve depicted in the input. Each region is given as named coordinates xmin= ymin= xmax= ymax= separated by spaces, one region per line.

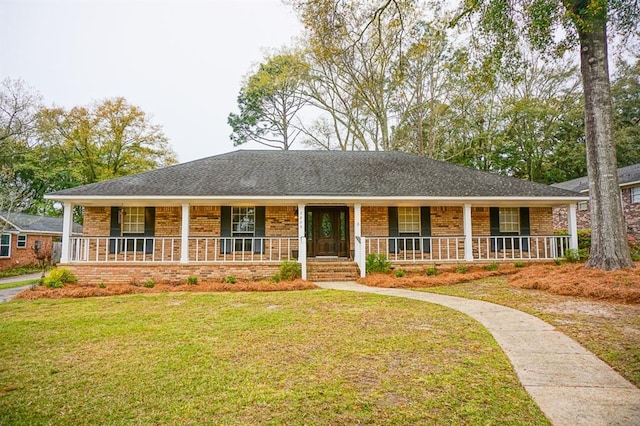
xmin=315 ymin=281 xmax=640 ymax=426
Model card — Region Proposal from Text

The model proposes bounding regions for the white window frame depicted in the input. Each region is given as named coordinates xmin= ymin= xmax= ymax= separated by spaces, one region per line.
xmin=16 ymin=234 xmax=27 ymax=249
xmin=577 ymin=201 xmax=588 ymax=211
xmin=232 ymin=207 xmax=255 ymax=236
xmin=398 ymin=207 xmax=421 ymax=234
xmin=0 ymin=234 xmax=11 ymax=258
xmin=499 ymin=207 xmax=520 ymax=233
xmin=122 ymin=207 xmax=145 ymax=234
xmin=632 ymin=187 xmax=640 ymax=204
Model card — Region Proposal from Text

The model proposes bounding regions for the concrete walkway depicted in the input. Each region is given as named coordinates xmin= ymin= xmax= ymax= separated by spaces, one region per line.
xmin=0 ymin=273 xmax=41 ymax=303
xmin=315 ymin=281 xmax=640 ymax=426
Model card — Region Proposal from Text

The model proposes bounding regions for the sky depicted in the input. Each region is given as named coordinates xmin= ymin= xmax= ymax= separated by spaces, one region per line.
xmin=0 ymin=0 xmax=303 ymax=163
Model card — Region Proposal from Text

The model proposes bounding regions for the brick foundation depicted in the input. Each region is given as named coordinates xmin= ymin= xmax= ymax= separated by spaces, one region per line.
xmin=64 ymin=263 xmax=282 ymax=285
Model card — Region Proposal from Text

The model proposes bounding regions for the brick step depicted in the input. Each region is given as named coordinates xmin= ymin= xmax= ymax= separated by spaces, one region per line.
xmin=307 ymin=261 xmax=359 ymax=281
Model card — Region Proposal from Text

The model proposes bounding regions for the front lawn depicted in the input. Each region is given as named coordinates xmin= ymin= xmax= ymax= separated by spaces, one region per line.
xmin=0 ymin=291 xmax=547 ymax=425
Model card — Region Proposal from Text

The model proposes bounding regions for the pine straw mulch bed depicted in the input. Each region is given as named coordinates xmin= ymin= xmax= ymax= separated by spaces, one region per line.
xmin=14 ymin=280 xmax=317 ymax=300
xmin=358 ymin=262 xmax=640 ymax=304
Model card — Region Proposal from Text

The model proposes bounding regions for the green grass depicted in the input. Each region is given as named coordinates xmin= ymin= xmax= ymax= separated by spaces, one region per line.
xmin=423 ymin=277 xmax=640 ymax=387
xmin=0 ymin=266 xmax=41 ymax=278
xmin=0 ymin=279 xmax=40 ymax=290
xmin=0 ymin=291 xmax=548 ymax=425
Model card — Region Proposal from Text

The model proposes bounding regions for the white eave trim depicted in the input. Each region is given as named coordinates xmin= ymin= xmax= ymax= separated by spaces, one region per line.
xmin=45 ymin=194 xmax=588 ymax=207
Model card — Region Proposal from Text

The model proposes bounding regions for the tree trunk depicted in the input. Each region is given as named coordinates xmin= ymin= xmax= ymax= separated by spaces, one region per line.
xmin=578 ymin=19 xmax=634 ymax=270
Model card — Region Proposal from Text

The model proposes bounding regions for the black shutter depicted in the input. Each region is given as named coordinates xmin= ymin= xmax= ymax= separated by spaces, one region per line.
xmin=109 ymin=207 xmax=120 ymax=253
xmin=254 ymin=206 xmax=265 ymax=254
xmin=388 ymin=207 xmax=398 ymax=254
xmin=520 ymin=207 xmax=530 ymax=252
xmin=144 ymin=207 xmax=155 ymax=254
xmin=490 ymin=207 xmax=501 ymax=251
xmin=220 ymin=206 xmax=231 ymax=254
xmin=421 ymin=207 xmax=431 ymax=253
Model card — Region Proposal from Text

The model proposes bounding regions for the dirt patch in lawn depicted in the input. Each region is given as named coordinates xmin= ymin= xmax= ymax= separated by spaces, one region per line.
xmin=14 ymin=279 xmax=317 ymax=300
xmin=509 ymin=262 xmax=640 ymax=304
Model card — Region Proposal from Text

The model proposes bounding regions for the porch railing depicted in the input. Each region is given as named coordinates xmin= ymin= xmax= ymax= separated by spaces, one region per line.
xmin=363 ymin=235 xmax=570 ymax=262
xmin=68 ymin=236 xmax=299 ymax=263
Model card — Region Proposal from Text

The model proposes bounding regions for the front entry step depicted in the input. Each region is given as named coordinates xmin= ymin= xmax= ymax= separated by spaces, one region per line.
xmin=307 ymin=259 xmax=360 ymax=282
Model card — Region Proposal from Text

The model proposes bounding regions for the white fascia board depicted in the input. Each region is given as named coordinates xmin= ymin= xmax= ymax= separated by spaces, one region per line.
xmin=620 ymin=180 xmax=640 ymax=189
xmin=45 ymin=194 xmax=589 ymax=207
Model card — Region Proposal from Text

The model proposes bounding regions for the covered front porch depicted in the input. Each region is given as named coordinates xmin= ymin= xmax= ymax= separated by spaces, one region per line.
xmin=58 ymin=201 xmax=580 ymax=282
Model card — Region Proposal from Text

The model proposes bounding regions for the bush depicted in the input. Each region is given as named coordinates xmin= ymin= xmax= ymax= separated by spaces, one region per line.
xmin=628 ymin=235 xmax=640 ymax=261
xmin=514 ymin=261 xmax=526 ymax=268
xmin=43 ymin=267 xmax=77 ymax=288
xmin=554 ymin=258 xmax=563 ymax=266
xmin=98 ymin=282 xmax=106 ymax=289
xmin=279 ymin=260 xmax=301 ymax=281
xmin=425 ymin=266 xmax=438 ymax=276
xmin=395 ymin=270 xmax=405 ymax=278
xmin=455 ymin=265 xmax=468 ymax=274
xmin=224 ymin=275 xmax=237 ymax=284
xmin=187 ymin=276 xmax=198 ymax=285
xmin=564 ymin=248 xmax=588 ymax=263
xmin=366 ymin=254 xmax=391 ymax=274
xmin=485 ymin=262 xmax=499 ymax=271
xmin=271 ymin=273 xmax=281 ymax=283
xmin=143 ymin=279 xmax=155 ymax=288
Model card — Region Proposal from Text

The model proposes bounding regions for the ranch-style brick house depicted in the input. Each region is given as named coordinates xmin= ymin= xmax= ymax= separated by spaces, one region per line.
xmin=46 ymin=150 xmax=585 ymax=283
xmin=0 ymin=211 xmax=82 ymax=271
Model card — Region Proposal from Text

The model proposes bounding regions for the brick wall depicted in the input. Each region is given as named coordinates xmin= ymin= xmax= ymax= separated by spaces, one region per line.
xmin=266 ymin=206 xmax=297 ymax=236
xmin=0 ymin=234 xmax=55 ymax=270
xmin=553 ymin=187 xmax=640 ymax=238
xmin=362 ymin=207 xmax=388 ymax=236
xmin=83 ymin=207 xmax=110 ymax=236
xmin=65 ymin=263 xmax=281 ymax=285
xmin=432 ymin=206 xmax=463 ymax=236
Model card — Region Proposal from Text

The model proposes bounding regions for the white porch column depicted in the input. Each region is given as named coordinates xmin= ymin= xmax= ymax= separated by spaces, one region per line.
xmin=60 ymin=202 xmax=73 ymax=263
xmin=354 ymin=203 xmax=362 ymax=263
xmin=298 ymin=204 xmax=307 ymax=280
xmin=568 ymin=203 xmax=578 ymax=250
xmin=463 ymin=204 xmax=474 ymax=262
xmin=180 ymin=203 xmax=190 ymax=263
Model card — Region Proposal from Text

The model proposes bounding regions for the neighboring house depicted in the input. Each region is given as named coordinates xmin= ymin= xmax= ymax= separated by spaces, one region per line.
xmin=0 ymin=211 xmax=82 ymax=270
xmin=552 ymin=164 xmax=640 ymax=238
xmin=46 ymin=150 xmax=585 ymax=283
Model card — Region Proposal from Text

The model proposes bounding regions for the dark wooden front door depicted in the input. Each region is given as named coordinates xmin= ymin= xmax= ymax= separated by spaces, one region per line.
xmin=308 ymin=207 xmax=349 ymax=257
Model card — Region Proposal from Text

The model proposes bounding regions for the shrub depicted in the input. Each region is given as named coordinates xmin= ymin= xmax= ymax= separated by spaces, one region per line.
xmin=43 ymin=267 xmax=77 ymax=288
xmin=395 ymin=270 xmax=405 ymax=278
xmin=425 ymin=266 xmax=438 ymax=276
xmin=366 ymin=254 xmax=391 ymax=274
xmin=628 ymin=235 xmax=640 ymax=261
xmin=564 ymin=248 xmax=587 ymax=263
xmin=455 ymin=265 xmax=468 ymax=274
xmin=224 ymin=275 xmax=237 ymax=284
xmin=485 ymin=262 xmax=499 ymax=271
xmin=98 ymin=282 xmax=106 ymax=289
xmin=143 ymin=279 xmax=155 ymax=288
xmin=514 ymin=261 xmax=526 ymax=268
xmin=187 ymin=276 xmax=198 ymax=285
xmin=554 ymin=258 xmax=563 ymax=266
xmin=279 ymin=260 xmax=301 ymax=281
xmin=271 ymin=273 xmax=281 ymax=283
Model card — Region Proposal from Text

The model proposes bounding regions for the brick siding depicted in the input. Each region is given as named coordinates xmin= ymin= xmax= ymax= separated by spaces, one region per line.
xmin=553 ymin=185 xmax=640 ymax=238
xmin=0 ymin=234 xmax=55 ymax=270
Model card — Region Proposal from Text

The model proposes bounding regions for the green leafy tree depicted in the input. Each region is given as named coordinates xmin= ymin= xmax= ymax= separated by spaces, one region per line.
xmin=228 ymin=52 xmax=310 ymax=150
xmin=38 ymin=97 xmax=177 ymax=186
xmin=611 ymin=59 xmax=640 ymax=167
xmin=449 ymin=0 xmax=638 ymax=270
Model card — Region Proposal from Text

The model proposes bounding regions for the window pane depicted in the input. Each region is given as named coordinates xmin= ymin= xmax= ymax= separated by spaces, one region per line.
xmin=0 ymin=246 xmax=8 ymax=257
xmin=578 ymin=201 xmax=588 ymax=211
xmin=398 ymin=207 xmax=420 ymax=233
xmin=499 ymin=208 xmax=519 ymax=233
xmin=122 ymin=207 xmax=145 ymax=234
xmin=17 ymin=235 xmax=27 ymax=248
xmin=632 ymin=187 xmax=640 ymax=204
xmin=1 ymin=234 xmax=9 ymax=245
xmin=232 ymin=207 xmax=255 ymax=234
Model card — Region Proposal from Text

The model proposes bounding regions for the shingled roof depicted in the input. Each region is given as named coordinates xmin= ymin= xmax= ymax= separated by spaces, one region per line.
xmin=0 ymin=211 xmax=82 ymax=234
xmin=48 ymin=150 xmax=581 ymax=199
xmin=553 ymin=163 xmax=640 ymax=193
